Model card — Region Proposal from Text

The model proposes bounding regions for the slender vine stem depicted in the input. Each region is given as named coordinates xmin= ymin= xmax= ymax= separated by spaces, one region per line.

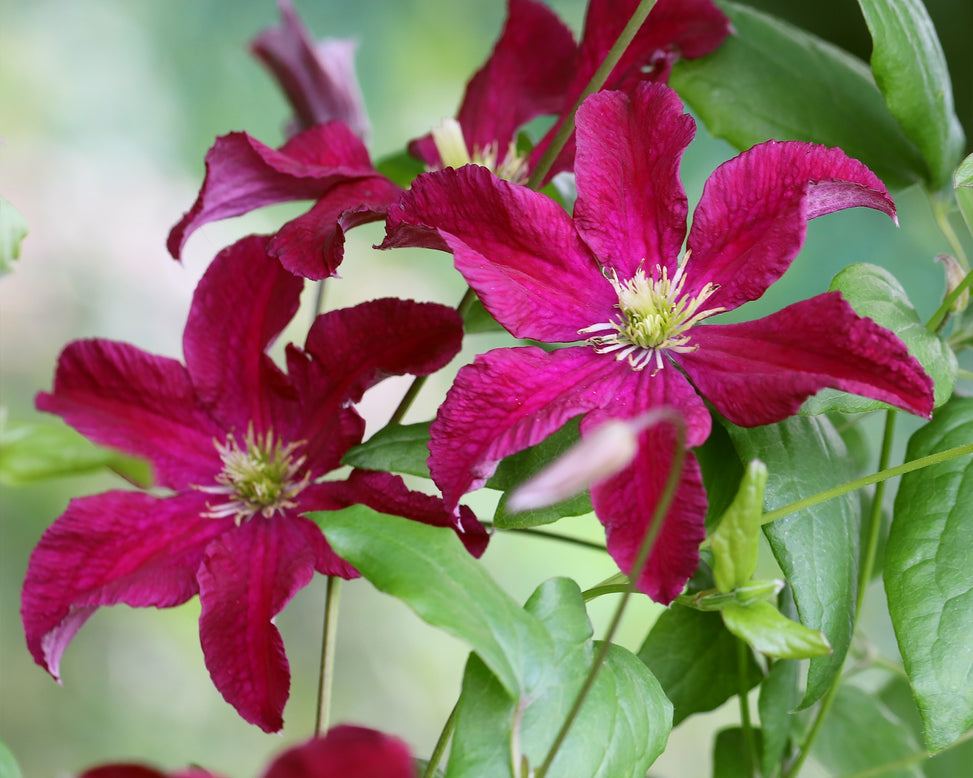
xmin=533 ymin=410 xmax=686 ymax=778
xmin=781 ymin=678 xmax=841 ymax=778
xmin=836 ymin=728 xmax=973 ymax=778
xmin=932 ymin=195 xmax=969 ymax=271
xmin=422 ymin=701 xmax=459 ymax=778
xmin=737 ymin=638 xmax=758 ymax=777
xmin=314 ymin=575 xmax=342 ymax=735
xmin=925 ymin=265 xmax=973 ymax=332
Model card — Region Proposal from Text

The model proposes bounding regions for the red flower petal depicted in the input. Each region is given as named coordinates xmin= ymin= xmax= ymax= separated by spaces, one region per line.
xmin=183 ymin=235 xmax=303 ymax=434
xmin=686 ymin=141 xmax=896 ymax=312
xmin=675 ymin=292 xmax=934 ymax=426
xmin=384 ymin=166 xmax=615 ymax=342
xmin=430 ymin=346 xmax=631 ymax=511
xmin=36 ymin=340 xmax=224 ymax=490
xmin=261 ymin=726 xmax=415 ymax=778
xmin=197 ymin=517 xmax=317 ymax=733
xmin=269 ymin=177 xmax=402 ymax=279
xmin=21 ymin=490 xmax=228 ymax=679
xmin=574 ymin=83 xmax=693 ymax=281
xmin=590 ymin=431 xmax=707 ymax=605
xmin=167 ymin=124 xmax=379 ymax=259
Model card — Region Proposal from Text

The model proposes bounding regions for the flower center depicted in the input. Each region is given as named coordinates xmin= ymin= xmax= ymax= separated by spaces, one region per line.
xmin=430 ymin=118 xmax=529 ymax=184
xmin=579 ymin=257 xmax=724 ymax=373
xmin=198 ymin=425 xmax=310 ymax=524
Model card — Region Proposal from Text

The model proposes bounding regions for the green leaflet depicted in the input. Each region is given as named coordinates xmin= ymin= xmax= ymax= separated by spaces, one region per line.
xmin=670 ymin=1 xmax=926 ymax=191
xmin=712 ymin=727 xmax=763 ymax=778
xmin=725 ymin=415 xmax=860 ymax=707
xmin=721 ymin=601 xmax=831 ymax=660
xmin=885 ymin=396 xmax=973 ymax=751
xmin=316 ymin=508 xmax=671 ymax=776
xmin=710 ymin=460 xmax=768 ymax=592
xmin=856 ymin=0 xmax=965 ymax=191
xmin=341 ymin=422 xmax=432 ymax=479
xmin=801 ymin=263 xmax=957 ymax=415
xmin=0 ymin=741 xmax=22 ymax=778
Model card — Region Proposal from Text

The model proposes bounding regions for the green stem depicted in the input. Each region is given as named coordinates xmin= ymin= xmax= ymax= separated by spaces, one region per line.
xmin=957 ymin=368 xmax=973 ymax=381
xmin=760 ymin=443 xmax=973 ymax=525
xmin=422 ymin=701 xmax=458 ymax=778
xmin=314 ymin=575 xmax=342 ymax=735
xmin=495 ymin=525 xmax=607 ymax=554
xmin=855 ymin=412 xmax=896 ymax=619
xmin=837 ymin=728 xmax=973 ymax=778
xmin=526 ymin=0 xmax=659 ymax=189
xmin=737 ymin=638 xmax=758 ymax=777
xmin=925 ymin=266 xmax=973 ymax=332
xmin=933 ymin=195 xmax=970 ymax=272
xmin=781 ymin=678 xmax=841 ymax=778
xmin=534 ymin=410 xmax=686 ymax=778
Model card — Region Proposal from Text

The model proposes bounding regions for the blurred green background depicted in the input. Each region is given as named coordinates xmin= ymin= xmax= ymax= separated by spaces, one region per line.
xmin=1 ymin=1 xmax=970 ymax=776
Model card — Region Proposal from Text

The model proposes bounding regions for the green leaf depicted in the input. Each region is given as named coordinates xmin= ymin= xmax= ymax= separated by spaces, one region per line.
xmin=856 ymin=0 xmax=965 ymax=190
xmin=813 ymin=684 xmax=923 ymax=777
xmin=710 ymin=459 xmax=768 ymax=592
xmin=374 ymin=149 xmax=425 ymax=189
xmin=463 ymin=297 xmax=506 ymax=334
xmin=696 ymin=419 xmax=747 ymax=532
xmin=0 ymin=741 xmax=22 ymax=778
xmin=956 ymin=153 xmax=973 ymax=239
xmin=670 ymin=1 xmax=926 ymax=191
xmin=0 ymin=419 xmax=151 ymax=486
xmin=638 ymin=606 xmax=762 ymax=726
xmin=758 ymin=657 xmax=802 ymax=777
xmin=0 ymin=196 xmax=27 ymax=275
xmin=726 ymin=415 xmax=860 ymax=706
xmin=801 ymin=263 xmax=957 ymax=414
xmin=712 ymin=727 xmax=763 ymax=778
xmin=341 ymin=422 xmax=432 ymax=479
xmin=885 ymin=395 xmax=973 ymax=751
xmin=316 ymin=508 xmax=672 ymax=776
xmin=721 ymin=601 xmax=831 ymax=659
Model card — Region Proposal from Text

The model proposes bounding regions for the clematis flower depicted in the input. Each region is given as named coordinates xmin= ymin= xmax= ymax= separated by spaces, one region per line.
xmin=382 ymin=82 xmax=934 ymax=604
xmin=410 ymin=0 xmax=731 ymax=183
xmin=77 ymin=725 xmax=415 ymax=778
xmin=22 ymin=235 xmax=485 ymax=733
xmin=167 ymin=0 xmax=729 ymax=273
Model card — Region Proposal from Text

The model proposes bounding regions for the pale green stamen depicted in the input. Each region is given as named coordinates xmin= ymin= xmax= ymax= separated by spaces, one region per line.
xmin=580 ymin=256 xmax=724 ymax=373
xmin=199 ymin=425 xmax=310 ymax=524
xmin=430 ymin=117 xmax=529 ymax=184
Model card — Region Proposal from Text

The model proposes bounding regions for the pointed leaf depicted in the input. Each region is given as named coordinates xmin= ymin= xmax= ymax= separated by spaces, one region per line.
xmin=726 ymin=415 xmax=860 ymax=706
xmin=885 ymin=395 xmax=973 ymax=751
xmin=758 ymin=657 xmax=801 ymax=777
xmin=713 ymin=727 xmax=763 ymax=778
xmin=813 ymin=684 xmax=923 ymax=777
xmin=341 ymin=422 xmax=432 ymax=479
xmin=721 ymin=601 xmax=831 ymax=660
xmin=856 ymin=0 xmax=965 ymax=190
xmin=956 ymin=153 xmax=973 ymax=238
xmin=669 ymin=1 xmax=926 ymax=191
xmin=801 ymin=263 xmax=957 ymax=414
xmin=638 ymin=606 xmax=762 ymax=726
xmin=710 ymin=459 xmax=768 ymax=592
xmin=0 ymin=196 xmax=27 ymax=274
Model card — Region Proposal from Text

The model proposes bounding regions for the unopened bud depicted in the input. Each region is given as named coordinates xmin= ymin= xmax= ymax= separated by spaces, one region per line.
xmin=936 ymin=253 xmax=970 ymax=314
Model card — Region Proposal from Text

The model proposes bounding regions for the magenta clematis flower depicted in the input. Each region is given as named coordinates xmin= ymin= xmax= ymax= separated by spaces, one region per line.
xmin=77 ymin=725 xmax=415 ymax=778
xmin=22 ymin=235 xmax=485 ymax=733
xmin=167 ymin=0 xmax=729 ymax=274
xmin=409 ymin=0 xmax=731 ymax=183
xmin=382 ymin=83 xmax=935 ymax=604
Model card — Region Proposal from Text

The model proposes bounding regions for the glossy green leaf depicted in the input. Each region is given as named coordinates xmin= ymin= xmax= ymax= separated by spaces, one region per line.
xmin=341 ymin=422 xmax=432 ymax=479
xmin=670 ymin=2 xmax=926 ymax=191
xmin=721 ymin=601 xmax=831 ymax=660
xmin=0 ymin=741 xmax=22 ymax=778
xmin=726 ymin=415 xmax=860 ymax=706
xmin=317 ymin=508 xmax=672 ymax=776
xmin=856 ymin=0 xmax=965 ymax=190
xmin=956 ymin=153 xmax=973 ymax=239
xmin=638 ymin=606 xmax=762 ymax=726
xmin=813 ymin=684 xmax=923 ymax=777
xmin=713 ymin=727 xmax=762 ymax=778
xmin=0 ymin=196 xmax=27 ymax=275
xmin=0 ymin=419 xmax=150 ymax=486
xmin=374 ymin=149 xmax=425 ymax=189
xmin=758 ymin=657 xmax=801 ymax=777
xmin=710 ymin=459 xmax=768 ymax=592
xmin=801 ymin=263 xmax=957 ymax=414
xmin=885 ymin=396 xmax=973 ymax=751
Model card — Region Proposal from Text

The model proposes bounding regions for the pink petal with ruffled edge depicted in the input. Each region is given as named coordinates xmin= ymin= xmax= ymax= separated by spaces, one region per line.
xmin=675 ymin=292 xmax=934 ymax=426
xmin=167 ymin=123 xmax=381 ymax=259
xmin=36 ymin=340 xmax=224 ymax=490
xmin=21 ymin=490 xmax=228 ymax=678
xmin=313 ymin=469 xmax=488 ymax=557
xmin=385 ymin=166 xmax=615 ymax=341
xmin=430 ymin=346 xmax=631 ymax=511
xmin=250 ymin=1 xmax=370 ymax=140
xmin=574 ymin=83 xmax=693 ymax=280
xmin=262 ymin=726 xmax=415 ymax=778
xmin=197 ymin=517 xmax=317 ymax=733
xmin=269 ymin=177 xmax=402 ymax=279
xmin=590 ymin=436 xmax=707 ymax=604
xmin=183 ymin=235 xmax=304 ymax=436
xmin=685 ymin=140 xmax=896 ymax=313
